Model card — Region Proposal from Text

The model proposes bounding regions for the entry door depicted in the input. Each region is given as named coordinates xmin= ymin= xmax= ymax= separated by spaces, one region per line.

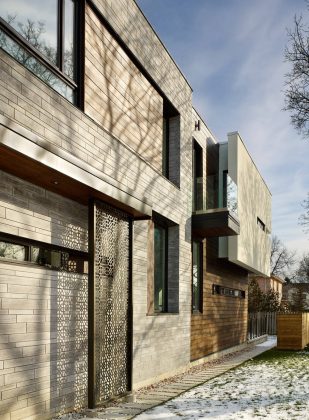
xmin=89 ymin=200 xmax=131 ymax=407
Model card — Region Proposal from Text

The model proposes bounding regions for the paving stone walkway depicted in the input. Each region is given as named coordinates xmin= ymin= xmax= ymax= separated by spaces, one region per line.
xmin=57 ymin=336 xmax=277 ymax=420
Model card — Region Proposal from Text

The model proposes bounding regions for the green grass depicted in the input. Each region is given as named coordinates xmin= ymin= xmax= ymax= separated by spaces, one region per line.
xmin=248 ymin=348 xmax=309 ymax=365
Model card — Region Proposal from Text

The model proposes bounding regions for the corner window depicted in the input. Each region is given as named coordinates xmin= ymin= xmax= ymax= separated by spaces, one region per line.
xmin=0 ymin=0 xmax=78 ymax=103
xmin=154 ymin=224 xmax=167 ymax=312
xmin=192 ymin=240 xmax=203 ymax=312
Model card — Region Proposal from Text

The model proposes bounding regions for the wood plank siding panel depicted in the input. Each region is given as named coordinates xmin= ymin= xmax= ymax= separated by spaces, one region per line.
xmin=85 ymin=6 xmax=164 ymax=172
xmin=190 ymin=238 xmax=248 ymax=361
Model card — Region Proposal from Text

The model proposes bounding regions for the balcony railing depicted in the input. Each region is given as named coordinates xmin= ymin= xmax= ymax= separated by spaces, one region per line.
xmin=193 ymin=174 xmax=238 ymax=215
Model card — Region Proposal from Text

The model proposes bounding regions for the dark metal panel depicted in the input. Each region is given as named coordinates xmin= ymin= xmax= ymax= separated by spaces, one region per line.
xmin=127 ymin=219 xmax=133 ymax=393
xmin=192 ymin=210 xmax=240 ymax=238
xmin=88 ymin=199 xmax=96 ymax=408
xmin=76 ymin=0 xmax=85 ymax=109
xmin=58 ymin=0 xmax=64 ymax=70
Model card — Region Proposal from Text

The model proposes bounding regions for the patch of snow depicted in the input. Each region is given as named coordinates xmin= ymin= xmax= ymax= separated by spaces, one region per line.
xmin=256 ymin=335 xmax=277 ymax=348
xmin=135 ymin=349 xmax=309 ymax=420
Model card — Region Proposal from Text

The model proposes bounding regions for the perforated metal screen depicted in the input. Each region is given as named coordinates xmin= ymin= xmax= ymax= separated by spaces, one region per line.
xmin=93 ymin=202 xmax=131 ymax=403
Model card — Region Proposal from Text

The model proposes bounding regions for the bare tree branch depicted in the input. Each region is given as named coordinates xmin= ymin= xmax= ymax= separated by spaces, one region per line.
xmin=299 ymin=192 xmax=309 ymax=233
xmin=270 ymin=235 xmax=296 ymax=277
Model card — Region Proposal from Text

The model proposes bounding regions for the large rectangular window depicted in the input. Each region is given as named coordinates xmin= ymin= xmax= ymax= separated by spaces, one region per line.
xmin=154 ymin=224 xmax=167 ymax=313
xmin=192 ymin=240 xmax=203 ymax=312
xmin=0 ymin=0 xmax=79 ymax=103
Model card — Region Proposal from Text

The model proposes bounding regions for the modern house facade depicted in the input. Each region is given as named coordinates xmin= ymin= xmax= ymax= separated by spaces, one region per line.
xmin=191 ymin=113 xmax=271 ymax=360
xmin=0 ymin=1 xmax=271 ymax=419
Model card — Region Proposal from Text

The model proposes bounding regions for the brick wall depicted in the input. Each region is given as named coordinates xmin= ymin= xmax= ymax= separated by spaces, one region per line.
xmin=85 ymin=5 xmax=164 ymax=172
xmin=0 ymin=0 xmax=193 ymax=413
xmin=0 ymin=172 xmax=88 ymax=419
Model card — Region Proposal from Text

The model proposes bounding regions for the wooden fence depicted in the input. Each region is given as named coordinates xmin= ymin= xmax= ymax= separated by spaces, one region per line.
xmin=248 ymin=312 xmax=277 ymax=340
xmin=277 ymin=312 xmax=309 ymax=350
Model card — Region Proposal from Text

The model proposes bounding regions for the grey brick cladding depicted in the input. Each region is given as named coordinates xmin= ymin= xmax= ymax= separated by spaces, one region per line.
xmin=0 ymin=172 xmax=88 ymax=419
xmin=0 ymin=0 xmax=193 ymax=417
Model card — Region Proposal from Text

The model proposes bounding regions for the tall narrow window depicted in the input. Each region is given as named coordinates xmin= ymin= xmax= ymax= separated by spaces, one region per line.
xmin=192 ymin=240 xmax=203 ymax=312
xmin=154 ymin=224 xmax=167 ymax=312
xmin=162 ymin=100 xmax=180 ymax=186
xmin=0 ymin=0 xmax=78 ymax=103
xmin=162 ymin=117 xmax=169 ymax=178
xmin=193 ymin=140 xmax=203 ymax=211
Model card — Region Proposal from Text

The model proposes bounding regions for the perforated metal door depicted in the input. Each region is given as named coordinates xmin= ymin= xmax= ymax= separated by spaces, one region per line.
xmin=89 ymin=201 xmax=131 ymax=405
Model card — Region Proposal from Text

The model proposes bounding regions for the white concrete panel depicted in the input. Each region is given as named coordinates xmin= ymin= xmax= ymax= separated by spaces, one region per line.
xmin=227 ymin=132 xmax=271 ymax=276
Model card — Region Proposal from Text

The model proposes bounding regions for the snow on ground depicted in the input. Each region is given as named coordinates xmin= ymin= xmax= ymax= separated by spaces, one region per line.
xmin=135 ymin=348 xmax=309 ymax=420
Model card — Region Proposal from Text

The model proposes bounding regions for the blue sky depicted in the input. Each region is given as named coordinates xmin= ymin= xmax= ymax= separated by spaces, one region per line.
xmin=137 ymin=0 xmax=309 ymax=262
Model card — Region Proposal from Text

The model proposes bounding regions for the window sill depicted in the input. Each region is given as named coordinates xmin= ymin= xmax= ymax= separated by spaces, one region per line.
xmin=147 ymin=311 xmax=180 ymax=316
xmin=0 ymin=257 xmax=87 ymax=274
xmin=192 ymin=310 xmax=203 ymax=315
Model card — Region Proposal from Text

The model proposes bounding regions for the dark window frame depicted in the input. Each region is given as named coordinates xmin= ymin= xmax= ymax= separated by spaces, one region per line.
xmin=212 ymin=284 xmax=246 ymax=299
xmin=223 ymin=170 xmax=228 ymax=207
xmin=257 ymin=217 xmax=266 ymax=231
xmin=153 ymin=222 xmax=168 ymax=313
xmin=192 ymin=239 xmax=203 ymax=313
xmin=192 ymin=140 xmax=203 ymax=211
xmin=0 ymin=232 xmax=88 ymax=274
xmin=162 ymin=117 xmax=169 ymax=179
xmin=0 ymin=0 xmax=85 ymax=106
xmin=162 ymin=99 xmax=180 ymax=184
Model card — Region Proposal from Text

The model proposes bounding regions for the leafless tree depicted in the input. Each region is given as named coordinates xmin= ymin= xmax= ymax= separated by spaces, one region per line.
xmin=299 ymin=193 xmax=309 ymax=233
xmin=270 ymin=235 xmax=296 ymax=278
xmin=284 ymin=4 xmax=309 ymax=138
xmin=296 ymin=253 xmax=309 ymax=282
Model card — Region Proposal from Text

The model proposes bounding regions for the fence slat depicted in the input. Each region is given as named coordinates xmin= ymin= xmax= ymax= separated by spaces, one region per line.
xmin=248 ymin=312 xmax=277 ymax=340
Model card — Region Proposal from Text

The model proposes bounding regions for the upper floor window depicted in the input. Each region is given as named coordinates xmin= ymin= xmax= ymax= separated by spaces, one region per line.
xmin=0 ymin=0 xmax=78 ymax=103
xmin=193 ymin=140 xmax=203 ymax=211
xmin=162 ymin=117 xmax=169 ymax=178
xmin=162 ymin=99 xmax=180 ymax=187
xmin=257 ymin=217 xmax=266 ymax=231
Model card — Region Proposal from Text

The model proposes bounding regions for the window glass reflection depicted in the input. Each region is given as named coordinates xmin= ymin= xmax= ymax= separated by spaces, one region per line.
xmin=192 ymin=241 xmax=202 ymax=311
xmin=154 ymin=225 xmax=167 ymax=312
xmin=0 ymin=0 xmax=58 ymax=65
xmin=64 ymin=0 xmax=74 ymax=79
xmin=0 ymin=29 xmax=74 ymax=102
xmin=0 ymin=241 xmax=26 ymax=261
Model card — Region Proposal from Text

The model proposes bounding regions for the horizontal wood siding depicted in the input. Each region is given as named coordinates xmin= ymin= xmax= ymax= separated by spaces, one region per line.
xmin=277 ymin=313 xmax=309 ymax=350
xmin=191 ymin=238 xmax=248 ymax=361
xmin=85 ymin=5 xmax=164 ymax=172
